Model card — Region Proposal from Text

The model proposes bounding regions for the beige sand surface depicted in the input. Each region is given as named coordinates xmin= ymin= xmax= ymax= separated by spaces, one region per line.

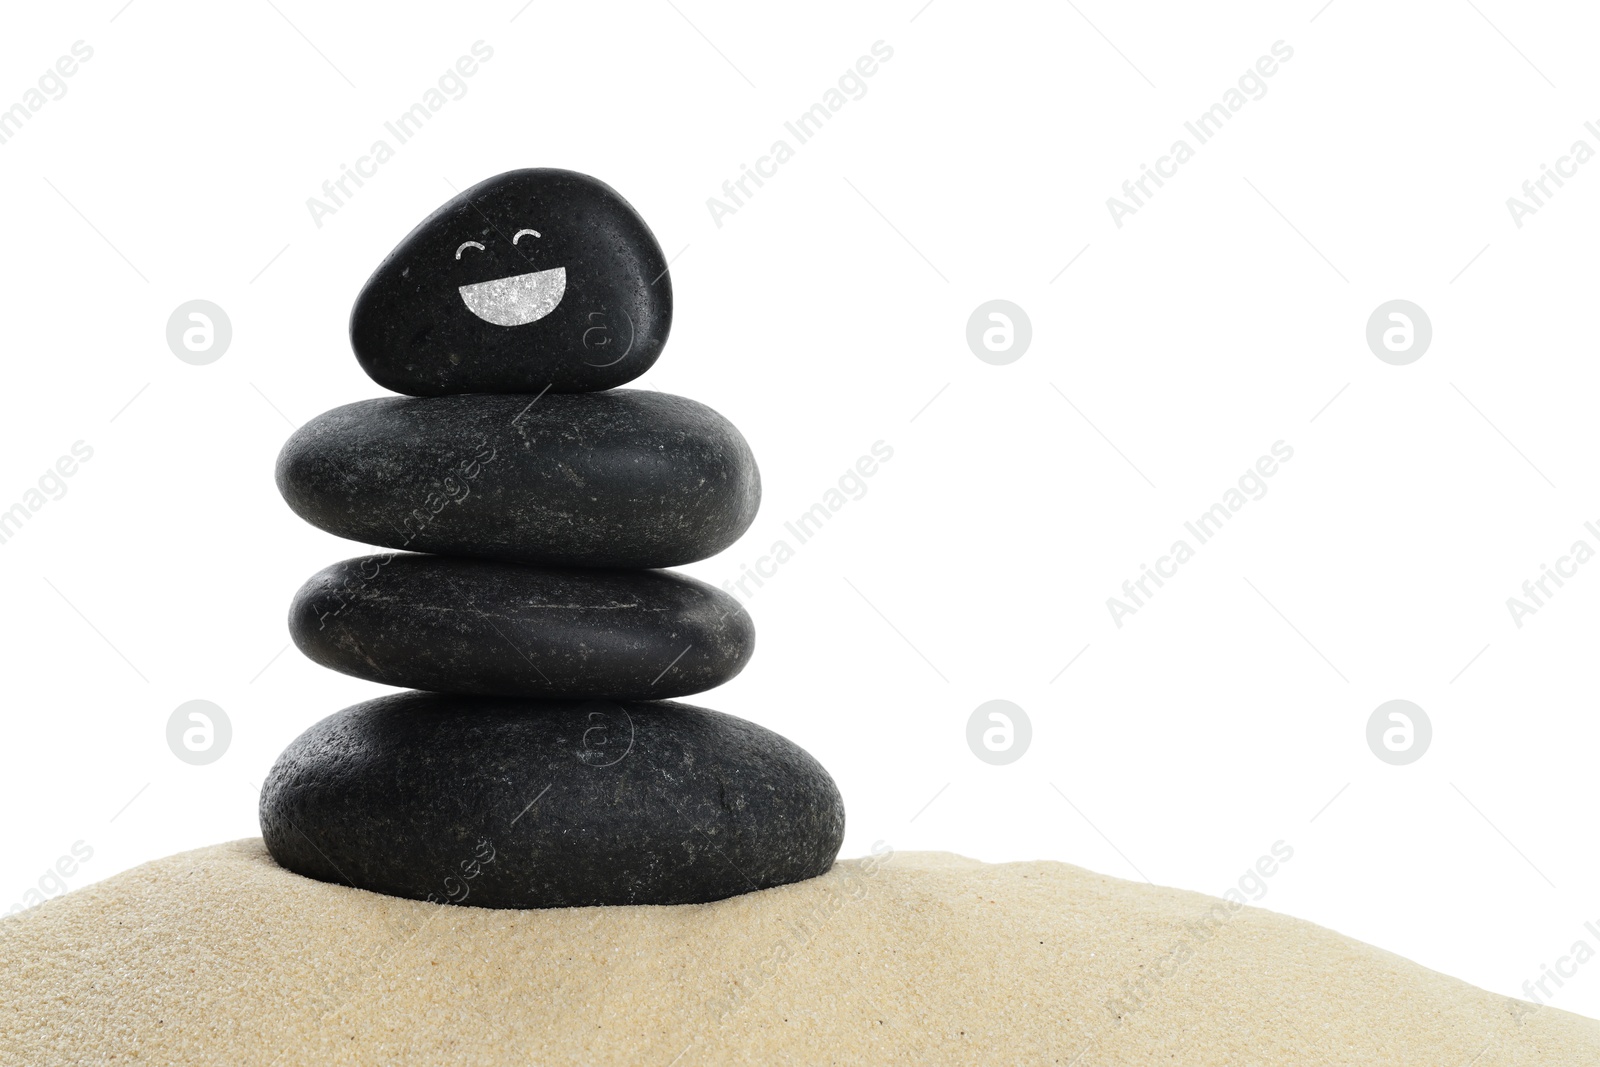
xmin=0 ymin=839 xmax=1591 ymax=1065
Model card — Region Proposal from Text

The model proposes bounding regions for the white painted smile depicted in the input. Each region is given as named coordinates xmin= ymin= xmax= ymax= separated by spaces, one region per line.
xmin=458 ymin=267 xmax=567 ymax=326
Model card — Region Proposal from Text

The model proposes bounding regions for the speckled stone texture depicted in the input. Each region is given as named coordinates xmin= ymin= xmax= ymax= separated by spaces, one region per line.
xmin=260 ymin=691 xmax=845 ymax=908
xmin=290 ymin=554 xmax=754 ymax=700
xmin=274 ymin=389 xmax=760 ymax=568
xmin=350 ymin=168 xmax=670 ymax=396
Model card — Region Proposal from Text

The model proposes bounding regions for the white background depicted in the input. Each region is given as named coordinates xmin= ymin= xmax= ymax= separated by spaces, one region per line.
xmin=2 ymin=0 xmax=1598 ymax=1018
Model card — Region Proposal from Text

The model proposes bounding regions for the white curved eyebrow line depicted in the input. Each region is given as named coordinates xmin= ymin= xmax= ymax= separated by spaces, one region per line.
xmin=455 ymin=240 xmax=485 ymax=260
xmin=512 ymin=229 xmax=541 ymax=244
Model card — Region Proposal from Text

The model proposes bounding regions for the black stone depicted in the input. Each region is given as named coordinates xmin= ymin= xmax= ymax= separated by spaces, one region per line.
xmin=275 ymin=389 xmax=760 ymax=569
xmin=259 ymin=691 xmax=845 ymax=908
xmin=350 ymin=168 xmax=670 ymax=396
xmin=290 ymin=554 xmax=754 ymax=700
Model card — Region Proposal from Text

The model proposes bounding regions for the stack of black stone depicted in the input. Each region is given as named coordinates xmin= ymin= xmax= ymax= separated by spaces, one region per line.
xmin=260 ymin=169 xmax=845 ymax=909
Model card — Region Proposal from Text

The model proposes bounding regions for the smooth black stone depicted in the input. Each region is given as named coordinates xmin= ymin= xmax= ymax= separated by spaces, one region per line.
xmin=275 ymin=389 xmax=760 ymax=569
xmin=350 ymin=168 xmax=670 ymax=396
xmin=259 ymin=692 xmax=845 ymax=908
xmin=290 ymin=554 xmax=754 ymax=700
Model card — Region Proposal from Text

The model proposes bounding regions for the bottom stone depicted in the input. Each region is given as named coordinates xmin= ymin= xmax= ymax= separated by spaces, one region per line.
xmin=259 ymin=691 xmax=845 ymax=908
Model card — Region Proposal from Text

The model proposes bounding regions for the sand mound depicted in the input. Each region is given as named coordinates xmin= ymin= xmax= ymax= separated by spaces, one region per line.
xmin=0 ymin=840 xmax=1589 ymax=1065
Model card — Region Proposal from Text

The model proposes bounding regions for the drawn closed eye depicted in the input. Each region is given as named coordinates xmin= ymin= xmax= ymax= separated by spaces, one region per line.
xmin=512 ymin=229 xmax=541 ymax=244
xmin=455 ymin=241 xmax=485 ymax=260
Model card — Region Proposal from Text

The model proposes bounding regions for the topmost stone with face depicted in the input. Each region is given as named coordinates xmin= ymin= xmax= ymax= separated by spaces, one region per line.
xmin=350 ymin=169 xmax=671 ymax=396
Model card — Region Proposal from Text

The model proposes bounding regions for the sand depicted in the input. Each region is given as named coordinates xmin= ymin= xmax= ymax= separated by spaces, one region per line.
xmin=0 ymin=840 xmax=1591 ymax=1065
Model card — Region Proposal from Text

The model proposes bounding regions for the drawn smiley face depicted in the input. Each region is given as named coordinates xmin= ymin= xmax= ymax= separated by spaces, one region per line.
xmin=453 ymin=228 xmax=566 ymax=327
xmin=350 ymin=167 xmax=673 ymax=396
